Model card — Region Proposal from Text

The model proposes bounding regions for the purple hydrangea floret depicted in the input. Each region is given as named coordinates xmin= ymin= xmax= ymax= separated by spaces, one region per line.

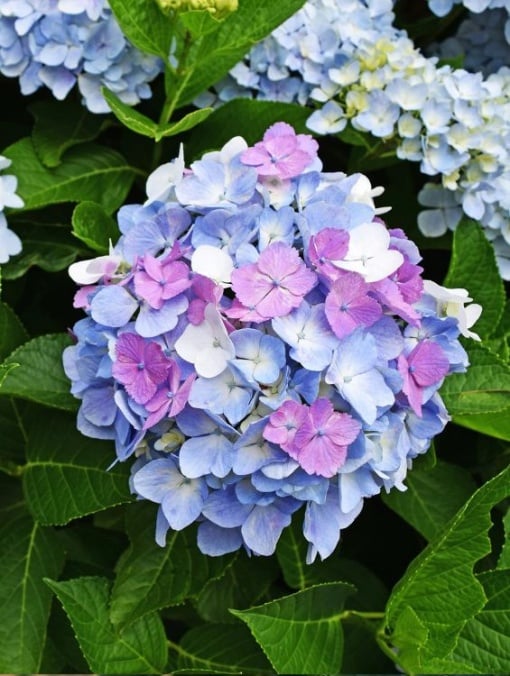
xmin=65 ymin=123 xmax=481 ymax=563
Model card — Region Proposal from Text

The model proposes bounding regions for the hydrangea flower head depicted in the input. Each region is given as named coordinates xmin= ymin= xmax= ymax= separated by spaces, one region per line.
xmin=65 ymin=123 xmax=480 ymax=563
xmin=0 ymin=0 xmax=162 ymax=112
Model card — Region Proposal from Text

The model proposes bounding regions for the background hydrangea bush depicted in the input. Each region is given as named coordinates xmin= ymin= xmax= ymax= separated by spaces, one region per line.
xmin=0 ymin=1 xmax=509 ymax=675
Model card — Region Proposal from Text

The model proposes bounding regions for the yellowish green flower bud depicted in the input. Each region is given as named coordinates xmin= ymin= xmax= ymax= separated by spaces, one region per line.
xmin=155 ymin=0 xmax=238 ymax=19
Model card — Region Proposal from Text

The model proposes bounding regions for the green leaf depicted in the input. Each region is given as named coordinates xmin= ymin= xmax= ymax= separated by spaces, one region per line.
xmin=499 ymin=508 xmax=510 ymax=569
xmin=176 ymin=0 xmax=308 ymax=106
xmin=428 ymin=569 xmax=510 ymax=673
xmin=0 ymin=221 xmax=85 ymax=279
xmin=0 ymin=398 xmax=26 ymax=465
xmin=384 ymin=465 xmax=510 ymax=671
xmin=382 ymin=459 xmax=477 ymax=541
xmin=102 ymin=89 xmax=213 ymax=140
xmin=101 ymin=88 xmax=160 ymax=138
xmin=45 ymin=576 xmax=168 ymax=673
xmin=0 ymin=362 xmax=19 ymax=389
xmin=155 ymin=107 xmax=214 ymax=141
xmin=109 ymin=0 xmax=174 ymax=58
xmin=0 ymin=510 xmax=64 ymax=672
xmin=3 ymin=138 xmax=135 ymax=214
xmin=0 ymin=301 xmax=28 ymax=360
xmin=179 ymin=9 xmax=223 ymax=36
xmin=170 ymin=623 xmax=272 ymax=673
xmin=185 ymin=99 xmax=310 ymax=160
xmin=111 ymin=502 xmax=230 ymax=627
xmin=0 ymin=333 xmax=77 ymax=410
xmin=196 ymin=554 xmax=279 ymax=623
xmin=23 ymin=409 xmax=132 ymax=525
xmin=232 ymin=582 xmax=355 ymax=674
xmin=440 ymin=343 xmax=510 ymax=440
xmin=444 ymin=219 xmax=505 ymax=339
xmin=30 ymin=100 xmax=108 ymax=168
xmin=72 ymin=201 xmax=119 ymax=253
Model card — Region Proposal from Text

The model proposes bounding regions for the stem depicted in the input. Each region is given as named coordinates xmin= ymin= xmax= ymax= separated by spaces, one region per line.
xmin=151 ymin=30 xmax=200 ymax=171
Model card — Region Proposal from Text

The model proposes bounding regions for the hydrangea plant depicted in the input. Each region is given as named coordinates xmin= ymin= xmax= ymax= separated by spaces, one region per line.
xmin=64 ymin=122 xmax=481 ymax=561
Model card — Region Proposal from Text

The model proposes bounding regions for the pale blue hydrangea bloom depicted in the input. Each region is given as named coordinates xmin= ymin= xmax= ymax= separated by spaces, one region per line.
xmin=0 ymin=0 xmax=163 ymax=112
xmin=202 ymin=0 xmax=510 ymax=278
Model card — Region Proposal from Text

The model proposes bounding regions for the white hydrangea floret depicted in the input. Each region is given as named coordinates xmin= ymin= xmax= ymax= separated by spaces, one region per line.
xmin=423 ymin=279 xmax=482 ymax=340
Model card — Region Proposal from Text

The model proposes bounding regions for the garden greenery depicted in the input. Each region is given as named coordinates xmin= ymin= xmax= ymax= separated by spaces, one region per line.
xmin=0 ymin=1 xmax=509 ymax=675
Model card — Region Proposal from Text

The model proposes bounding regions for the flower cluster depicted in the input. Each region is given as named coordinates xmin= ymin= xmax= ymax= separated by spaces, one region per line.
xmin=0 ymin=155 xmax=23 ymax=264
xmin=64 ymin=123 xmax=480 ymax=562
xmin=429 ymin=8 xmax=510 ymax=76
xmin=0 ymin=0 xmax=163 ymax=113
xmin=201 ymin=0 xmax=510 ymax=279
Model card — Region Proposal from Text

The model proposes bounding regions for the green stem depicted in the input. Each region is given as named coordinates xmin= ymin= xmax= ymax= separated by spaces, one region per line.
xmin=151 ymin=30 xmax=200 ymax=170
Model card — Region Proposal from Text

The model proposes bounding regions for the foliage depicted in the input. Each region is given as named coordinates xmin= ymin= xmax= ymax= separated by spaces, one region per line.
xmin=0 ymin=0 xmax=509 ymax=674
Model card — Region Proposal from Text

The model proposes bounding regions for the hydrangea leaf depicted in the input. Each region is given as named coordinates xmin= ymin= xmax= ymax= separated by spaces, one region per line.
xmin=185 ymin=99 xmax=310 ymax=160
xmin=30 ymin=100 xmax=108 ymax=168
xmin=498 ymin=509 xmax=510 ymax=569
xmin=425 ymin=570 xmax=510 ymax=673
xmin=108 ymin=0 xmax=174 ymax=58
xmin=3 ymin=138 xmax=135 ymax=215
xmin=0 ymin=334 xmax=77 ymax=410
xmin=196 ymin=554 xmax=279 ymax=623
xmin=72 ymin=201 xmax=119 ymax=253
xmin=383 ymin=464 xmax=510 ymax=672
xmin=0 ymin=221 xmax=86 ymax=280
xmin=444 ymin=218 xmax=505 ymax=340
xmin=0 ymin=301 xmax=28 ymax=360
xmin=110 ymin=502 xmax=231 ymax=627
xmin=0 ymin=398 xmax=26 ymax=467
xmin=102 ymin=89 xmax=213 ymax=140
xmin=382 ymin=459 xmax=477 ymax=541
xmin=0 ymin=508 xmax=64 ymax=672
xmin=23 ymin=409 xmax=131 ymax=526
xmin=231 ymin=582 xmax=355 ymax=674
xmin=45 ymin=576 xmax=168 ymax=674
xmin=169 ymin=623 xmax=272 ymax=673
xmin=440 ymin=343 xmax=510 ymax=440
xmin=179 ymin=9 xmax=224 ymax=36
xmin=176 ymin=0 xmax=308 ymax=106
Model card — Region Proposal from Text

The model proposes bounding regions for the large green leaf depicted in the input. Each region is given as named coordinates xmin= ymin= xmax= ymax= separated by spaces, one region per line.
xmin=0 ymin=334 xmax=77 ymax=410
xmin=46 ymin=576 xmax=168 ymax=673
xmin=110 ymin=502 xmax=229 ymax=627
xmin=0 ymin=301 xmax=28 ymax=360
xmin=425 ymin=569 xmax=510 ymax=673
xmin=185 ymin=99 xmax=310 ymax=160
xmin=0 ymin=221 xmax=86 ymax=279
xmin=383 ymin=465 xmax=510 ymax=671
xmin=0 ymin=509 xmax=64 ymax=672
xmin=3 ymin=138 xmax=135 ymax=214
xmin=444 ymin=219 xmax=505 ymax=339
xmin=440 ymin=343 xmax=510 ymax=440
xmin=170 ymin=623 xmax=272 ymax=674
xmin=196 ymin=554 xmax=279 ymax=623
xmin=23 ymin=409 xmax=131 ymax=525
xmin=176 ymin=0 xmax=308 ymax=106
xmin=382 ymin=459 xmax=477 ymax=541
xmin=30 ymin=100 xmax=108 ymax=168
xmin=109 ymin=0 xmax=174 ymax=58
xmin=232 ymin=582 xmax=355 ymax=674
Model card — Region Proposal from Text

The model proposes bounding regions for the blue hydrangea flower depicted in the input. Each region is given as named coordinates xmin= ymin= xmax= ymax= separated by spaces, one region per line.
xmin=65 ymin=124 xmax=481 ymax=563
xmin=0 ymin=0 xmax=163 ymax=112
